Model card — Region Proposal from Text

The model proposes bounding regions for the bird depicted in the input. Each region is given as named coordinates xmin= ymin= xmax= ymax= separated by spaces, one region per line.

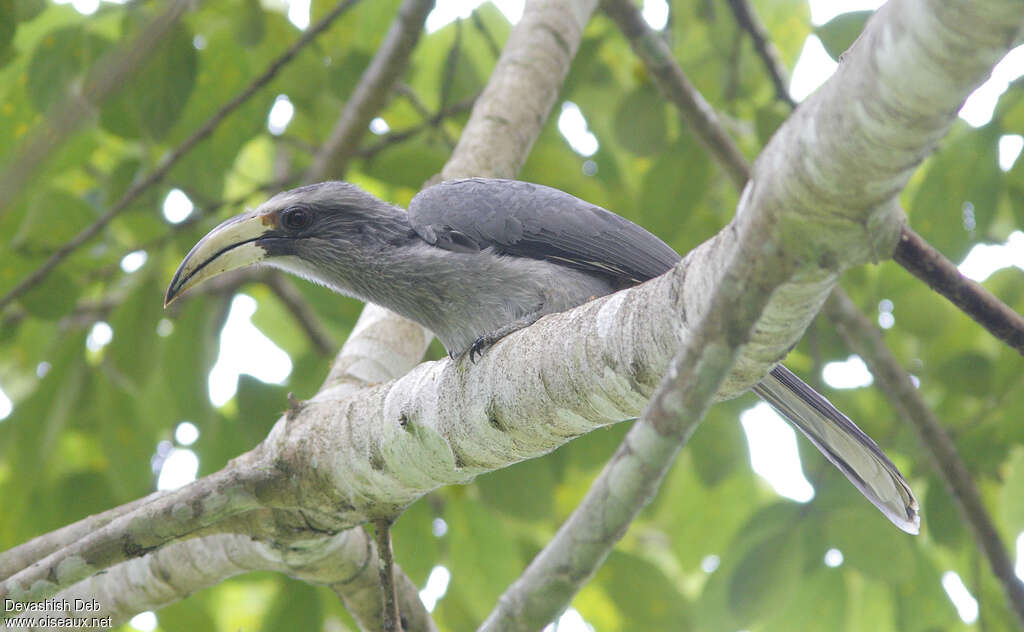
xmin=165 ymin=177 xmax=920 ymax=534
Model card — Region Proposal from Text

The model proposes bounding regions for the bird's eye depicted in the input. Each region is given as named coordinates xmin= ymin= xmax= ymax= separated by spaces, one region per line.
xmin=281 ymin=207 xmax=312 ymax=231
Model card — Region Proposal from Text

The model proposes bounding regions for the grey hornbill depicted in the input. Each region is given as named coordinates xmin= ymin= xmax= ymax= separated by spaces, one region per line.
xmin=166 ymin=178 xmax=920 ymax=533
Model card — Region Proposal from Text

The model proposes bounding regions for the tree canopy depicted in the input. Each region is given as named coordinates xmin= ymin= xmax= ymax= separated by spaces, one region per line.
xmin=1 ymin=1 xmax=1023 ymax=631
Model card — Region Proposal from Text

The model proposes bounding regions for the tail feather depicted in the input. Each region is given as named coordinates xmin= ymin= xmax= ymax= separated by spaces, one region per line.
xmin=752 ymin=365 xmax=920 ymax=534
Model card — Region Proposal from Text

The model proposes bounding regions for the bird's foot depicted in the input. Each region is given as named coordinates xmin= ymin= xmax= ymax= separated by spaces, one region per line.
xmin=468 ymin=336 xmax=496 ymax=363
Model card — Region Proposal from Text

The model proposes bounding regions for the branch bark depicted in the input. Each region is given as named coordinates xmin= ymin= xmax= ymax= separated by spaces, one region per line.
xmin=479 ymin=0 xmax=1024 ymax=627
xmin=725 ymin=0 xmax=796 ymax=107
xmin=825 ymin=290 xmax=1024 ymax=627
xmin=894 ymin=225 xmax=1024 ymax=355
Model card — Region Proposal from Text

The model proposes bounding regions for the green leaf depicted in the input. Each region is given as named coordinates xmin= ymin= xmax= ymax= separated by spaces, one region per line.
xmin=599 ymin=551 xmax=690 ymax=628
xmin=106 ymin=275 xmax=164 ymax=386
xmin=363 ymin=132 xmax=449 ymax=190
xmin=910 ymin=124 xmax=1002 ymax=260
xmin=613 ymin=86 xmax=668 ymax=156
xmin=393 ymin=497 xmax=442 ymax=586
xmin=0 ymin=0 xmax=15 ymax=64
xmin=100 ymin=19 xmax=197 ymax=139
xmin=445 ymin=498 xmax=522 ymax=620
xmin=687 ymin=415 xmax=744 ymax=487
xmin=237 ymin=0 xmax=265 ymax=47
xmin=762 ymin=567 xmax=847 ymax=632
xmin=727 ymin=531 xmax=803 ymax=621
xmin=18 ymin=268 xmax=78 ymax=320
xmin=259 ymin=577 xmax=324 ymax=632
xmin=26 ymin=25 xmax=112 ymax=113
xmin=14 ymin=0 xmax=45 ymax=22
xmin=923 ymin=478 xmax=964 ymax=549
xmin=12 ymin=187 xmax=96 ymax=250
xmin=1000 ymin=446 xmax=1024 ymax=535
xmin=826 ymin=506 xmax=915 ymax=582
xmin=477 ymin=454 xmax=557 ymax=521
xmin=815 ymin=11 xmax=872 ymax=62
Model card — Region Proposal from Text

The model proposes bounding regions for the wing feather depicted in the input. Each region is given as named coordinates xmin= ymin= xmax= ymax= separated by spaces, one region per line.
xmin=409 ymin=178 xmax=681 ymax=285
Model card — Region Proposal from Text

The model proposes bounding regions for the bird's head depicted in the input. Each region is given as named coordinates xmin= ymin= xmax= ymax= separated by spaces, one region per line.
xmin=165 ymin=181 xmax=408 ymax=306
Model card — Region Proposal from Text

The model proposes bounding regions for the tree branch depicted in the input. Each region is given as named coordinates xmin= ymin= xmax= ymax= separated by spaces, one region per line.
xmin=442 ymin=0 xmax=601 ymax=180
xmin=4 ymin=528 xmax=435 ymax=632
xmin=825 ymin=289 xmax=1024 ymax=627
xmin=305 ymin=0 xmax=435 ymax=182
xmin=479 ymin=166 xmax=783 ymax=632
xmin=0 ymin=466 xmax=265 ymax=603
xmin=479 ymin=0 xmax=1024 ymax=626
xmin=602 ymin=0 xmax=750 ymax=188
xmin=0 ymin=0 xmax=194 ymax=217
xmin=894 ymin=225 xmax=1024 ymax=356
xmin=725 ymin=0 xmax=796 ymax=107
xmin=357 ymin=95 xmax=477 ymax=160
xmin=0 ymin=0 xmax=362 ymax=314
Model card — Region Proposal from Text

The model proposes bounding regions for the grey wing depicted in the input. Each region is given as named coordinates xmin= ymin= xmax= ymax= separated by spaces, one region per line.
xmin=409 ymin=178 xmax=682 ymax=285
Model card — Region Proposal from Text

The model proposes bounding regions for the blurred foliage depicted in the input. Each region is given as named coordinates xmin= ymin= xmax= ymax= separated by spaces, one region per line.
xmin=0 ymin=1 xmax=1022 ymax=631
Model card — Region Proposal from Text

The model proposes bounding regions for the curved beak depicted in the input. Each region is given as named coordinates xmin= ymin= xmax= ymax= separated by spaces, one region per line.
xmin=165 ymin=211 xmax=273 ymax=306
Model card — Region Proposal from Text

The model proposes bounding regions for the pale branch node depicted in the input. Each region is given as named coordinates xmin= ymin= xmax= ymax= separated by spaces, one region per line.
xmin=826 ymin=290 xmax=1024 ymax=627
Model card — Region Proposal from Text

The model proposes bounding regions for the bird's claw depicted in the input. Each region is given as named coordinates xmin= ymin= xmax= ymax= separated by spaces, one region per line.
xmin=468 ymin=336 xmax=491 ymax=363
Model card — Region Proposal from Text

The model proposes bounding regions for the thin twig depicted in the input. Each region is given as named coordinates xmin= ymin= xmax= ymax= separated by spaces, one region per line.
xmin=0 ymin=0 xmax=194 ymax=217
xmin=471 ymin=9 xmax=503 ymax=59
xmin=305 ymin=0 xmax=435 ymax=182
xmin=371 ymin=519 xmax=401 ymax=632
xmin=893 ymin=226 xmax=1024 ymax=356
xmin=359 ymin=95 xmax=476 ymax=159
xmin=0 ymin=0 xmax=362 ymax=315
xmin=825 ymin=290 xmax=1024 ymax=627
xmin=602 ymin=0 xmax=751 ymax=188
xmin=725 ymin=0 xmax=796 ymax=107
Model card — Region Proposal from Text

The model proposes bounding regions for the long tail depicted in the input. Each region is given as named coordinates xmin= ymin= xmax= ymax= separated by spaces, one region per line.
xmin=752 ymin=365 xmax=920 ymax=534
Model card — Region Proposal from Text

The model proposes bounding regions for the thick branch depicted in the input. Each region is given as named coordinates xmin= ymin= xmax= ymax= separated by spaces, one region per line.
xmin=825 ymin=290 xmax=1024 ymax=626
xmin=0 ymin=491 xmax=165 ymax=583
xmin=894 ymin=226 xmax=1024 ymax=356
xmin=479 ymin=0 xmax=1024 ymax=626
xmin=0 ymin=0 xmax=193 ymax=217
xmin=0 ymin=466 xmax=264 ymax=603
xmin=0 ymin=0 xmax=361 ymax=314
xmin=306 ymin=0 xmax=435 ymax=182
xmin=4 ymin=529 xmax=434 ymax=632
xmin=479 ymin=184 xmax=782 ymax=632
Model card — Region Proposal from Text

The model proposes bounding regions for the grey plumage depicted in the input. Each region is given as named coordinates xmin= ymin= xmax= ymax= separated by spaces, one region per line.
xmin=166 ymin=177 xmax=920 ymax=533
